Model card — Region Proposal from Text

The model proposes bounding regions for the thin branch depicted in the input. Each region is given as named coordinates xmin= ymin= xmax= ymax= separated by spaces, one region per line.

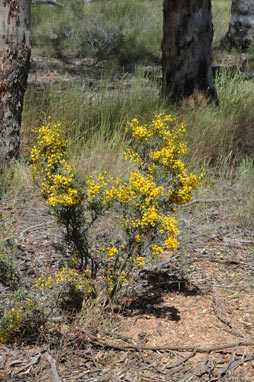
xmin=212 ymin=287 xmax=232 ymax=328
xmin=19 ymin=221 xmax=53 ymax=239
xmin=167 ymin=350 xmax=197 ymax=369
xmin=83 ymin=334 xmax=254 ymax=354
xmin=15 ymin=352 xmax=42 ymax=376
xmin=215 ymin=346 xmax=237 ymax=377
xmin=184 ymin=197 xmax=243 ymax=207
xmin=45 ymin=352 xmax=60 ymax=382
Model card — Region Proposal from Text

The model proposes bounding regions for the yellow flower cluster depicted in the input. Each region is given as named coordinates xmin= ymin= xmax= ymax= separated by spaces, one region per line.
xmin=104 ymin=266 xmax=128 ymax=292
xmin=31 ymin=118 xmax=79 ymax=207
xmin=127 ymin=115 xmax=203 ymax=252
xmin=134 ymin=256 xmax=146 ymax=267
xmin=88 ymin=170 xmax=177 ymax=255
xmin=88 ymin=114 xmax=202 ymax=258
xmin=34 ymin=275 xmax=54 ymax=290
xmin=35 ymin=268 xmax=94 ymax=293
xmin=129 ymin=170 xmax=164 ymax=204
xmin=55 ymin=268 xmax=93 ymax=292
xmin=127 ymin=114 xmax=175 ymax=141
xmin=129 ymin=114 xmax=203 ymax=205
xmin=0 ymin=306 xmax=23 ymax=343
xmin=152 ymin=244 xmax=164 ymax=255
xmin=100 ymin=246 xmax=119 ymax=257
xmin=128 ymin=118 xmax=149 ymax=141
xmin=123 ymin=147 xmax=145 ymax=167
xmin=135 ymin=234 xmax=141 ymax=243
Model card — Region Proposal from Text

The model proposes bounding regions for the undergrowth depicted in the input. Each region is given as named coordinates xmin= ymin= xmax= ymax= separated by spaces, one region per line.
xmin=31 ymin=0 xmax=162 ymax=69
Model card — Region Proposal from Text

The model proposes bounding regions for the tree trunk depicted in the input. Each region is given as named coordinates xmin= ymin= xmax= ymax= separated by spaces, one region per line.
xmin=162 ymin=0 xmax=217 ymax=101
xmin=0 ymin=0 xmax=32 ymax=162
xmin=223 ymin=0 xmax=254 ymax=50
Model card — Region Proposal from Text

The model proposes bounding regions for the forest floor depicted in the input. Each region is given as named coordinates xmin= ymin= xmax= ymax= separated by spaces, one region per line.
xmin=1 ymin=56 xmax=254 ymax=382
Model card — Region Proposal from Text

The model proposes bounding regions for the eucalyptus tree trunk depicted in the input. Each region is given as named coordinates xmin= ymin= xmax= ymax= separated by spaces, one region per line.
xmin=0 ymin=0 xmax=32 ymax=162
xmin=162 ymin=0 xmax=217 ymax=102
xmin=223 ymin=0 xmax=254 ymax=50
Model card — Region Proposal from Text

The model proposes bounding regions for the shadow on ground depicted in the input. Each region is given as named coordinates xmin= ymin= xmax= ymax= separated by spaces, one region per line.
xmin=122 ymin=264 xmax=200 ymax=320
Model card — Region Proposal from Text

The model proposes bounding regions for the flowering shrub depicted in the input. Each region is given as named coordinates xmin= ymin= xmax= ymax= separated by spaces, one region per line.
xmin=31 ymin=117 xmax=102 ymax=276
xmin=88 ymin=114 xmax=203 ymax=296
xmin=0 ymin=299 xmax=46 ymax=344
xmin=35 ymin=267 xmax=94 ymax=311
xmin=31 ymin=114 xmax=203 ymax=300
xmin=31 ymin=117 xmax=79 ymax=207
xmin=0 ymin=305 xmax=23 ymax=343
xmin=0 ymin=246 xmax=20 ymax=290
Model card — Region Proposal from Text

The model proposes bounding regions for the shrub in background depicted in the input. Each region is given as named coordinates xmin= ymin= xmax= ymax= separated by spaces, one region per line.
xmin=73 ymin=19 xmax=124 ymax=66
xmin=0 ymin=295 xmax=46 ymax=344
xmin=0 ymin=246 xmax=20 ymax=290
xmin=35 ymin=266 xmax=94 ymax=312
xmin=0 ymin=210 xmax=21 ymax=291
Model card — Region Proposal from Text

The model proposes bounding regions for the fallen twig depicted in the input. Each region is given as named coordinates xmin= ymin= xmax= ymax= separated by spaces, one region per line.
xmin=85 ymin=335 xmax=254 ymax=354
xmin=197 ymin=356 xmax=215 ymax=379
xmin=19 ymin=221 xmax=52 ymax=239
xmin=212 ymin=288 xmax=232 ymax=328
xmin=221 ymin=326 xmax=244 ymax=339
xmin=215 ymin=352 xmax=254 ymax=377
xmin=45 ymin=352 xmax=60 ymax=382
xmin=228 ymin=354 xmax=254 ymax=373
xmin=32 ymin=0 xmax=64 ymax=7
xmin=167 ymin=350 xmax=197 ymax=369
xmin=15 ymin=352 xmax=42 ymax=376
xmin=212 ymin=288 xmax=246 ymax=338
xmin=88 ymin=345 xmax=100 ymax=370
xmin=215 ymin=346 xmax=237 ymax=377
xmin=137 ymin=361 xmax=158 ymax=371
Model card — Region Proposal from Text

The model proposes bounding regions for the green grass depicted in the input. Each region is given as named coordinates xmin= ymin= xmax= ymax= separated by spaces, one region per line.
xmin=180 ymin=68 xmax=254 ymax=165
xmin=22 ymin=71 xmax=165 ymax=156
xmin=31 ymin=0 xmax=162 ymax=68
xmin=21 ymin=67 xmax=254 ymax=169
xmin=212 ymin=0 xmax=232 ymax=46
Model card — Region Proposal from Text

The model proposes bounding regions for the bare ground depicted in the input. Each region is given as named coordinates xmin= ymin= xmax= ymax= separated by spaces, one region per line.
xmin=1 ymin=176 xmax=254 ymax=382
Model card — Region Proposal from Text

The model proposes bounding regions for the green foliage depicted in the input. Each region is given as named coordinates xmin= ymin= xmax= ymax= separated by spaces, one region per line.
xmin=235 ymin=157 xmax=254 ymax=227
xmin=0 ymin=215 xmax=20 ymax=290
xmin=0 ymin=251 xmax=20 ymax=291
xmin=0 ymin=292 xmax=46 ymax=344
xmin=0 ymin=214 xmax=46 ymax=344
xmin=35 ymin=267 xmax=94 ymax=312
xmin=212 ymin=0 xmax=232 ymax=46
xmin=72 ymin=18 xmax=124 ymax=66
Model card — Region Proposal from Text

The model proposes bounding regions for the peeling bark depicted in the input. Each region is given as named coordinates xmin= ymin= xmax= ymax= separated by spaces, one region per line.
xmin=223 ymin=0 xmax=254 ymax=50
xmin=0 ymin=0 xmax=32 ymax=162
xmin=162 ymin=0 xmax=217 ymax=102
